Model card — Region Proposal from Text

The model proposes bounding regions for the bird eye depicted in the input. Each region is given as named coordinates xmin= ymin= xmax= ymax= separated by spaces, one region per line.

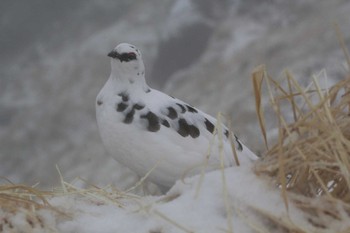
xmin=128 ymin=52 xmax=136 ymax=59
xmin=120 ymin=52 xmax=137 ymax=62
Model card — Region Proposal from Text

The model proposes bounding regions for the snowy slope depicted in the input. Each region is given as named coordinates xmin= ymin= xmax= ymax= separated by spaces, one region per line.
xmin=5 ymin=166 xmax=346 ymax=233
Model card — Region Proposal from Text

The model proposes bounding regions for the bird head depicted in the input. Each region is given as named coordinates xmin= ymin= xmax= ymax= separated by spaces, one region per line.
xmin=108 ymin=43 xmax=145 ymax=84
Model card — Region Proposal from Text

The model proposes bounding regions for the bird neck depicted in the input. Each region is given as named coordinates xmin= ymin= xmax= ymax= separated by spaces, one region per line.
xmin=110 ymin=70 xmax=150 ymax=94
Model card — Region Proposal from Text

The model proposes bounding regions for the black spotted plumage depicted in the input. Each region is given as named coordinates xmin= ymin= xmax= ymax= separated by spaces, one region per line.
xmin=176 ymin=103 xmax=186 ymax=113
xmin=133 ymin=103 xmax=145 ymax=110
xmin=186 ymin=105 xmax=198 ymax=113
xmin=116 ymin=102 xmax=128 ymax=112
xmin=177 ymin=118 xmax=189 ymax=137
xmin=112 ymin=96 xmax=246 ymax=152
xmin=224 ymin=129 xmax=229 ymax=138
xmin=118 ymin=92 xmax=129 ymax=102
xmin=204 ymin=118 xmax=215 ymax=133
xmin=161 ymin=119 xmax=170 ymax=128
xmin=167 ymin=107 xmax=178 ymax=119
xmin=124 ymin=108 xmax=135 ymax=124
xmin=177 ymin=118 xmax=200 ymax=138
xmin=141 ymin=111 xmax=160 ymax=132
xmin=234 ymin=135 xmax=243 ymax=151
xmin=188 ymin=125 xmax=200 ymax=138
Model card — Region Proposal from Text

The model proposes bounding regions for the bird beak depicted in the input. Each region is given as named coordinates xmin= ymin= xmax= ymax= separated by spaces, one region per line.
xmin=107 ymin=50 xmax=120 ymax=59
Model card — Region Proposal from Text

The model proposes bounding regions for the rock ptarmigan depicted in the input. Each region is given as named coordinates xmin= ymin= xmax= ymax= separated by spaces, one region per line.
xmin=96 ymin=43 xmax=258 ymax=189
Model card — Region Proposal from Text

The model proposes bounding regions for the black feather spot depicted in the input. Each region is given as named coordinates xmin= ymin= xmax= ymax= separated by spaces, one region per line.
xmin=97 ymin=100 xmax=103 ymax=106
xmin=167 ymin=107 xmax=178 ymax=119
xmin=177 ymin=119 xmax=189 ymax=137
xmin=204 ymin=118 xmax=214 ymax=133
xmin=141 ymin=111 xmax=160 ymax=132
xmin=118 ymin=92 xmax=129 ymax=102
xmin=224 ymin=129 xmax=229 ymax=138
xmin=189 ymin=125 xmax=200 ymax=138
xmin=146 ymin=88 xmax=151 ymax=93
xmin=161 ymin=119 xmax=170 ymax=128
xmin=124 ymin=108 xmax=135 ymax=124
xmin=176 ymin=103 xmax=186 ymax=113
xmin=177 ymin=118 xmax=199 ymax=138
xmin=133 ymin=103 xmax=145 ymax=110
xmin=235 ymin=135 xmax=243 ymax=151
xmin=116 ymin=102 xmax=128 ymax=112
xmin=186 ymin=105 xmax=198 ymax=113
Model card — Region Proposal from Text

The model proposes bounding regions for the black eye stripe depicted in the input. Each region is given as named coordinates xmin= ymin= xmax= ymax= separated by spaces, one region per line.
xmin=119 ymin=52 xmax=137 ymax=62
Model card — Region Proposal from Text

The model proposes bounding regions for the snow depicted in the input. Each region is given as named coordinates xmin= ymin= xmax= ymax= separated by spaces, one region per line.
xmin=223 ymin=21 xmax=265 ymax=62
xmin=2 ymin=165 xmax=319 ymax=233
xmin=162 ymin=0 xmax=205 ymax=39
xmin=59 ymin=166 xmax=311 ymax=233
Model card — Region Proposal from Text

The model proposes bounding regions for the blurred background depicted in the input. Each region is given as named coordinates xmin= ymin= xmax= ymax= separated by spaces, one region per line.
xmin=1 ymin=0 xmax=349 ymax=188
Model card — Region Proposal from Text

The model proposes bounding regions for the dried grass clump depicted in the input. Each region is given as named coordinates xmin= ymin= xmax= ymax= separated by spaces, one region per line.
xmin=252 ymin=59 xmax=350 ymax=230
xmin=0 ymin=184 xmax=52 ymax=212
xmin=253 ymin=65 xmax=350 ymax=198
xmin=0 ymin=175 xmax=136 ymax=232
xmin=0 ymin=183 xmax=58 ymax=232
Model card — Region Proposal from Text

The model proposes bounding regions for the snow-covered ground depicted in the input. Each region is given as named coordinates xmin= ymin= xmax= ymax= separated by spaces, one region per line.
xmin=4 ymin=165 xmax=342 ymax=233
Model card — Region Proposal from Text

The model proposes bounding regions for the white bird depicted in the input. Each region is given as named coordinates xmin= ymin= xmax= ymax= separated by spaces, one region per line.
xmin=96 ymin=43 xmax=258 ymax=189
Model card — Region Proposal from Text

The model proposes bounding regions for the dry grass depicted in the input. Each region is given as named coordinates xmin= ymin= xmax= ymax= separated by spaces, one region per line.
xmin=0 ymin=183 xmax=57 ymax=232
xmin=0 ymin=184 xmax=52 ymax=213
xmin=0 ymin=176 xmax=138 ymax=232
xmin=252 ymin=57 xmax=350 ymax=231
